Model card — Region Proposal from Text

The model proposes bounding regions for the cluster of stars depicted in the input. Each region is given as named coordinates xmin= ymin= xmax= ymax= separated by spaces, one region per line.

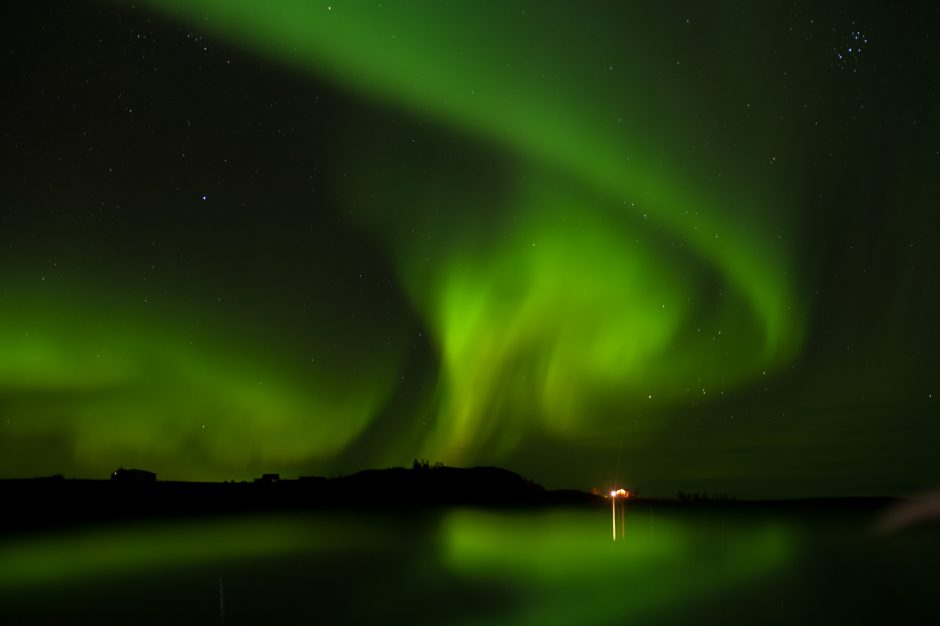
xmin=833 ymin=30 xmax=869 ymax=72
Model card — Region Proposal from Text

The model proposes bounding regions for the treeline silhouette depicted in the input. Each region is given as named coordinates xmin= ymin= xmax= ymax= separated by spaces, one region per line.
xmin=411 ymin=458 xmax=445 ymax=471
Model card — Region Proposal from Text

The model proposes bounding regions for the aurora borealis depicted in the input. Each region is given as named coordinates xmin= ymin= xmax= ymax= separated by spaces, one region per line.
xmin=2 ymin=1 xmax=938 ymax=496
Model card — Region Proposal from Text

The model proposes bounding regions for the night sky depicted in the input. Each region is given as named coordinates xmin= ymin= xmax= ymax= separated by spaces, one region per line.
xmin=2 ymin=1 xmax=938 ymax=497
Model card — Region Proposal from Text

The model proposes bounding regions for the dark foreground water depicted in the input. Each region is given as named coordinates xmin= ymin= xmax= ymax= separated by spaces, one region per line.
xmin=0 ymin=503 xmax=935 ymax=625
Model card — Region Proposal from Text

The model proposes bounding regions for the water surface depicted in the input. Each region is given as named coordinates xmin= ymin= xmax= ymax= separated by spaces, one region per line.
xmin=0 ymin=504 xmax=934 ymax=624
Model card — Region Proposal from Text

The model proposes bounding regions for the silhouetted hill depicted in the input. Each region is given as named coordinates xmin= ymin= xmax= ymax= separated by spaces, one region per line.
xmin=333 ymin=465 xmax=544 ymax=504
xmin=0 ymin=465 xmax=600 ymax=533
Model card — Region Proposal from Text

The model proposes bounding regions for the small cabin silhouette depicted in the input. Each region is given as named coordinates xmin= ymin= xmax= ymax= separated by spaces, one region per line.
xmin=254 ymin=473 xmax=280 ymax=484
xmin=111 ymin=467 xmax=156 ymax=482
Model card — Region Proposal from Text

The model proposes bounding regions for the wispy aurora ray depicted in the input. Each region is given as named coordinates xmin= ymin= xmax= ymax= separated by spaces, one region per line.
xmin=136 ymin=0 xmax=805 ymax=460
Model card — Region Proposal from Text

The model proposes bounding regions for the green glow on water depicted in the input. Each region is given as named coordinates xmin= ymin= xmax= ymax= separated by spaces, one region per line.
xmin=442 ymin=509 xmax=792 ymax=625
xmin=3 ymin=504 xmax=939 ymax=626
xmin=0 ymin=509 xmax=794 ymax=625
xmin=0 ymin=514 xmax=372 ymax=588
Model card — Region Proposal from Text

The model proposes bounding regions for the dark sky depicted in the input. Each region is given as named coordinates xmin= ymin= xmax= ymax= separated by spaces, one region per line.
xmin=1 ymin=1 xmax=938 ymax=497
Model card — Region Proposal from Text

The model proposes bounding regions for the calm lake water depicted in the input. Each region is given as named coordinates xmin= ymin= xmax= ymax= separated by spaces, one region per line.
xmin=0 ymin=504 xmax=935 ymax=625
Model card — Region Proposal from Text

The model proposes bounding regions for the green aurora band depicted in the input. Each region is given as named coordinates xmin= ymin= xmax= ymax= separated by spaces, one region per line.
xmin=132 ymin=1 xmax=803 ymax=460
xmin=4 ymin=1 xmax=937 ymax=490
xmin=0 ymin=279 xmax=397 ymax=476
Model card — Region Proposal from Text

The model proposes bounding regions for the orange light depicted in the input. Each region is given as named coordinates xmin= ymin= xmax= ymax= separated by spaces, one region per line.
xmin=609 ymin=490 xmax=618 ymax=498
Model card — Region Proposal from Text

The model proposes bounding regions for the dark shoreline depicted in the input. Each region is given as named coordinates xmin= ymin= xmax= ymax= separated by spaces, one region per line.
xmin=0 ymin=467 xmax=903 ymax=535
xmin=0 ymin=466 xmax=590 ymax=533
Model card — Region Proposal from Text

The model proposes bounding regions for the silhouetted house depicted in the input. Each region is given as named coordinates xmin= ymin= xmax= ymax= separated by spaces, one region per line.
xmin=255 ymin=473 xmax=280 ymax=484
xmin=111 ymin=467 xmax=156 ymax=482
